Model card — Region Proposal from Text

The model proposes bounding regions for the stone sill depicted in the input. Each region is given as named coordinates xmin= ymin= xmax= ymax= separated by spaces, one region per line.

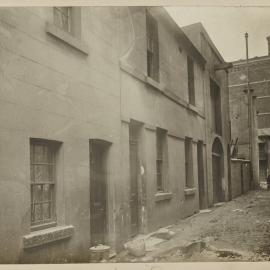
xmin=155 ymin=192 xmax=172 ymax=202
xmin=23 ymin=225 xmax=74 ymax=249
xmin=187 ymin=103 xmax=202 ymax=115
xmin=119 ymin=60 xmax=205 ymax=119
xmin=184 ymin=187 xmax=196 ymax=196
xmin=145 ymin=76 xmax=166 ymax=92
xmin=231 ymin=158 xmax=251 ymax=162
xmin=45 ymin=23 xmax=89 ymax=55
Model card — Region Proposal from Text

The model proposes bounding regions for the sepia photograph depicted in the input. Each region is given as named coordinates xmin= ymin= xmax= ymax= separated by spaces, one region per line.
xmin=1 ymin=0 xmax=270 ymax=267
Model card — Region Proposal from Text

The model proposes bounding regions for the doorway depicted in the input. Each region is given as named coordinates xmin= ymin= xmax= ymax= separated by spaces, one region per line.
xmin=212 ymin=138 xmax=224 ymax=204
xmin=197 ymin=141 xmax=205 ymax=209
xmin=89 ymin=139 xmax=111 ymax=246
xmin=129 ymin=120 xmax=142 ymax=237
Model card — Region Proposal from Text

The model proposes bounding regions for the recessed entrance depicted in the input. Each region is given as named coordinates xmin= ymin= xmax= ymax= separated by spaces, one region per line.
xmin=212 ymin=138 xmax=224 ymax=203
xmin=89 ymin=139 xmax=111 ymax=246
xmin=197 ymin=141 xmax=205 ymax=209
xmin=129 ymin=120 xmax=142 ymax=237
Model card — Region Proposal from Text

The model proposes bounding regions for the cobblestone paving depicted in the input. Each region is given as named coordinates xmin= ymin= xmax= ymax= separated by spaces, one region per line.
xmin=112 ymin=190 xmax=270 ymax=262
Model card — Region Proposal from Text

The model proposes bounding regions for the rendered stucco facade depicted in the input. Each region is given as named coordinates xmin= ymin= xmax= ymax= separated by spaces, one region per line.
xmin=0 ymin=7 xmax=230 ymax=263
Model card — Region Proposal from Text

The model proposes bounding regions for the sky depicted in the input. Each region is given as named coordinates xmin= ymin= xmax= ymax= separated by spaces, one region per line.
xmin=166 ymin=6 xmax=270 ymax=62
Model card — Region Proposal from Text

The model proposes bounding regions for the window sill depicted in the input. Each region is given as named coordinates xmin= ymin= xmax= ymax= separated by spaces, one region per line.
xmin=119 ymin=61 xmax=206 ymax=119
xmin=155 ymin=192 xmax=172 ymax=202
xmin=31 ymin=221 xmax=57 ymax=232
xmin=187 ymin=103 xmax=198 ymax=113
xmin=23 ymin=225 xmax=74 ymax=249
xmin=45 ymin=23 xmax=89 ymax=55
xmin=184 ymin=187 xmax=196 ymax=196
xmin=145 ymin=76 xmax=165 ymax=93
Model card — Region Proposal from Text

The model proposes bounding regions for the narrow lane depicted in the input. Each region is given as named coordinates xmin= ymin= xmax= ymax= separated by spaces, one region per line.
xmin=112 ymin=190 xmax=270 ymax=262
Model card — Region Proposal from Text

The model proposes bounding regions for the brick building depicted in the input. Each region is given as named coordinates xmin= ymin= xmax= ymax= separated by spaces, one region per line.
xmin=228 ymin=37 xmax=270 ymax=187
xmin=0 ymin=7 xmax=230 ymax=263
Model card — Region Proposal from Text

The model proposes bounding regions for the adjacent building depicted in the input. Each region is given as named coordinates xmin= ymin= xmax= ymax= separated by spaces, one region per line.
xmin=0 ymin=7 xmax=231 ymax=263
xmin=228 ymin=37 xmax=270 ymax=188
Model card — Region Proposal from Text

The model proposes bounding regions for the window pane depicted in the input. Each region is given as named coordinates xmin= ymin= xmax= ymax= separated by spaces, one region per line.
xmin=30 ymin=144 xmax=34 ymax=163
xmin=43 ymin=202 xmax=51 ymax=220
xmin=54 ymin=7 xmax=70 ymax=32
xmin=157 ymin=174 xmax=163 ymax=191
xmin=33 ymin=144 xmax=53 ymax=163
xmin=32 ymin=185 xmax=43 ymax=203
xmin=147 ymin=51 xmax=154 ymax=78
xmin=146 ymin=11 xmax=159 ymax=81
xmin=156 ymin=160 xmax=163 ymax=174
xmin=31 ymin=204 xmax=35 ymax=223
xmin=30 ymin=164 xmax=34 ymax=182
xmin=30 ymin=140 xmax=58 ymax=226
xmin=43 ymin=184 xmax=53 ymax=201
xmin=34 ymin=164 xmax=53 ymax=182
xmin=33 ymin=203 xmax=42 ymax=222
xmin=156 ymin=160 xmax=163 ymax=191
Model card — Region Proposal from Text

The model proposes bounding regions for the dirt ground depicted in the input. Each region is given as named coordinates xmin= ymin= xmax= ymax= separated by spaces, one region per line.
xmin=111 ymin=189 xmax=270 ymax=262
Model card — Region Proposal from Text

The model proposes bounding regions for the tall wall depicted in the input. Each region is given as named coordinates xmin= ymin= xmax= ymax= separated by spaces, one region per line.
xmin=229 ymin=57 xmax=270 ymax=149
xmin=118 ymin=7 xmax=207 ymax=236
xmin=230 ymin=159 xmax=251 ymax=198
xmin=0 ymin=7 xmax=230 ymax=263
xmin=0 ymin=7 xmax=122 ymax=263
xmin=183 ymin=23 xmax=231 ymax=205
xmin=228 ymin=55 xmax=270 ymax=186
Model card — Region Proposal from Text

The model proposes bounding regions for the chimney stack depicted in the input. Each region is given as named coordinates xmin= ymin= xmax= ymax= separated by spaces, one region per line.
xmin=267 ymin=36 xmax=270 ymax=55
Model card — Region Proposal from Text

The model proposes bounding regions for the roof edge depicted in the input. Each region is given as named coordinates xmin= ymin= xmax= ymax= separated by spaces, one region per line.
xmin=155 ymin=7 xmax=206 ymax=68
xmin=182 ymin=22 xmax=225 ymax=63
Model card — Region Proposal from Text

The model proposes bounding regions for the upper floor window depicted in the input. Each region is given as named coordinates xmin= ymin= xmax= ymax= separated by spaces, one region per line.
xmin=146 ymin=10 xmax=159 ymax=82
xmin=46 ymin=7 xmax=88 ymax=54
xmin=210 ymin=78 xmax=222 ymax=135
xmin=54 ymin=7 xmax=72 ymax=33
xmin=30 ymin=139 xmax=60 ymax=230
xmin=187 ymin=56 xmax=195 ymax=105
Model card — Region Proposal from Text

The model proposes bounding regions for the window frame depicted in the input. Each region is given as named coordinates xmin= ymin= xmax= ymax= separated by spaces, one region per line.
xmin=185 ymin=137 xmax=194 ymax=188
xmin=30 ymin=139 xmax=59 ymax=231
xmin=210 ymin=78 xmax=222 ymax=135
xmin=156 ymin=128 xmax=168 ymax=192
xmin=146 ymin=9 xmax=160 ymax=82
xmin=187 ymin=56 xmax=195 ymax=105
xmin=54 ymin=7 xmax=72 ymax=33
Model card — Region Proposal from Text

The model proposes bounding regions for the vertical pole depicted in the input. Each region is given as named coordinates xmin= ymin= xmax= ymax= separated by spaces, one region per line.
xmin=245 ymin=33 xmax=255 ymax=188
xmin=245 ymin=33 xmax=251 ymax=162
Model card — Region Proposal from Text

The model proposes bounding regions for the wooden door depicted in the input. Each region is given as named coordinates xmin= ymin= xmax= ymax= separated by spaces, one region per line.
xmin=129 ymin=127 xmax=139 ymax=237
xmin=197 ymin=142 xmax=205 ymax=209
xmin=90 ymin=142 xmax=107 ymax=246
xmin=212 ymin=154 xmax=222 ymax=203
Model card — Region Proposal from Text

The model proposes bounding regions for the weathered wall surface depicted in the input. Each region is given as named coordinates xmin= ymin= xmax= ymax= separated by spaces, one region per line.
xmin=230 ymin=160 xmax=250 ymax=199
xmin=183 ymin=23 xmax=231 ymax=206
xmin=0 ymin=6 xmax=122 ymax=263
xmin=0 ymin=6 xmax=230 ymax=263
xmin=118 ymin=7 xmax=205 ymax=235
xmin=229 ymin=56 xmax=269 ymax=186
xmin=229 ymin=57 xmax=270 ymax=151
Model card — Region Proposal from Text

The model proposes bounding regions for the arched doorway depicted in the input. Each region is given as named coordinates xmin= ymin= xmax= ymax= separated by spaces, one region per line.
xmin=212 ymin=138 xmax=224 ymax=203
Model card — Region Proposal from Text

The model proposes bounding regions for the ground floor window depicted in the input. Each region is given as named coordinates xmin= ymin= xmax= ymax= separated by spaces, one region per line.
xmin=185 ymin=137 xmax=194 ymax=188
xmin=30 ymin=139 xmax=59 ymax=228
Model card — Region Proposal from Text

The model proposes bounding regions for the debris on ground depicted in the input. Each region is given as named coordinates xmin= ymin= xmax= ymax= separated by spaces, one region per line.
xmin=124 ymin=239 xmax=146 ymax=257
xmin=152 ymin=228 xmax=175 ymax=240
xmin=232 ymin=208 xmax=245 ymax=213
xmin=214 ymin=202 xmax=225 ymax=207
xmin=112 ymin=190 xmax=270 ymax=262
xmin=199 ymin=209 xmax=213 ymax=214
xmin=209 ymin=218 xmax=218 ymax=223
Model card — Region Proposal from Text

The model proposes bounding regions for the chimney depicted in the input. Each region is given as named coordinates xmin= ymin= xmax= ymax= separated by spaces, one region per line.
xmin=267 ymin=36 xmax=270 ymax=55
